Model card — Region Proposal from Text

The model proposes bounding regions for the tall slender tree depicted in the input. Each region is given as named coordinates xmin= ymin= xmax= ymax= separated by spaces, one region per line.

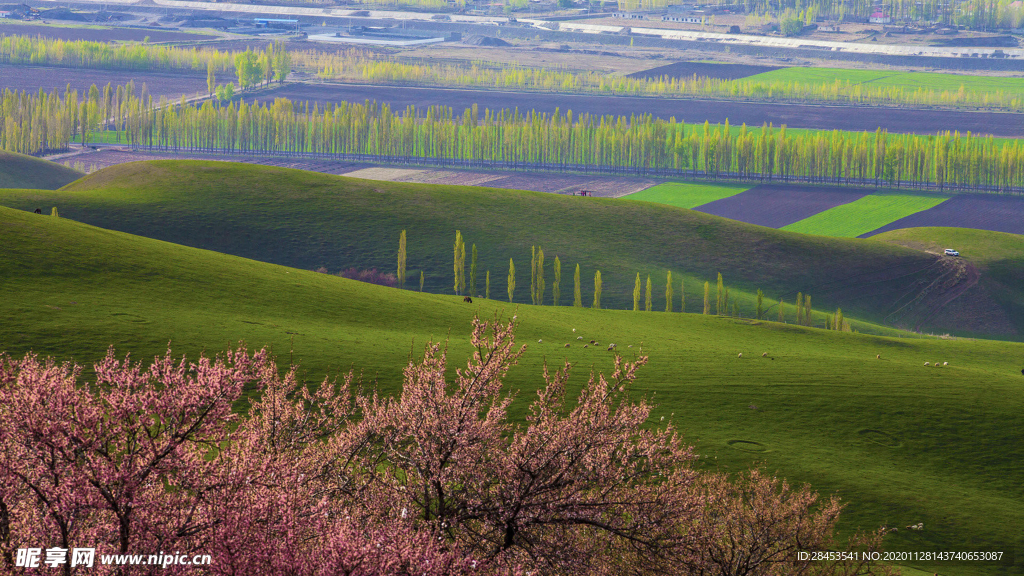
xmin=593 ymin=270 xmax=602 ymax=309
xmin=397 ymin=229 xmax=407 ymax=289
xmin=756 ymin=289 xmax=764 ymax=320
xmin=665 ymin=271 xmax=673 ymax=313
xmin=420 ymin=271 xmax=425 ymax=292
xmin=470 ymin=244 xmax=478 ymax=298
xmin=553 ymin=256 xmax=561 ymax=307
xmin=703 ymin=281 xmax=711 ymax=315
xmin=796 ymin=292 xmax=804 ymax=325
xmin=486 ymin=270 xmax=491 ymax=300
xmin=778 ymin=298 xmax=785 ymax=322
xmin=530 ymin=246 xmax=537 ymax=305
xmin=207 ymin=60 xmax=216 ymax=97
xmin=454 ymin=231 xmax=465 ymax=295
xmin=537 ymin=248 xmax=545 ymax=306
xmin=645 ymin=275 xmax=653 ymax=312
xmin=508 ymin=258 xmax=516 ymax=303
xmin=633 ymin=273 xmax=642 ymax=311
xmin=680 ymin=279 xmax=685 ymax=313
xmin=716 ymin=273 xmax=725 ymax=315
xmin=804 ymin=294 xmax=812 ymax=326
xmin=573 ymin=264 xmax=582 ymax=307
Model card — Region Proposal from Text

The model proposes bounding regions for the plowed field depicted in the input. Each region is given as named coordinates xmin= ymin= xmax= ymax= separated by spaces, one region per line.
xmin=693 ymin=184 xmax=872 ymax=228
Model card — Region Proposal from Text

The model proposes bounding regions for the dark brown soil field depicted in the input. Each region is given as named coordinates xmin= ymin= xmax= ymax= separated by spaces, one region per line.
xmin=694 ymin=184 xmax=872 ymax=228
xmin=0 ymin=23 xmax=215 ymax=42
xmin=0 ymin=65 xmax=209 ymax=99
xmin=248 ymin=82 xmax=1024 ymax=137
xmin=862 ymin=193 xmax=1024 ymax=237
xmin=627 ymin=61 xmax=781 ymax=81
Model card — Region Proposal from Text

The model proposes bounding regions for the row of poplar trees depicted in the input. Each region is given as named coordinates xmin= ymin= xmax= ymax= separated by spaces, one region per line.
xmin=398 ymin=231 xmax=841 ymax=327
xmin=3 ymin=81 xmax=1023 ymax=192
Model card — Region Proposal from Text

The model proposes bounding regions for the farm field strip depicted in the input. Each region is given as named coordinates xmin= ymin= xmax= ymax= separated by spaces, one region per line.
xmin=693 ymin=184 xmax=873 ymax=228
xmin=746 ymin=66 xmax=1024 ymax=95
xmin=781 ymin=191 xmax=951 ymax=238
xmin=861 ymin=193 xmax=1024 ymax=237
xmin=0 ymin=64 xmax=208 ymax=101
xmin=621 ymin=181 xmax=751 ymax=208
xmin=0 ymin=21 xmax=216 ymax=42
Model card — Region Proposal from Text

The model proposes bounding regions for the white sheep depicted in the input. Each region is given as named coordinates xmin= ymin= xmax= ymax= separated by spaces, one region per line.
xmin=564 ymin=344 xmax=570 ymax=348
xmin=577 ymin=336 xmax=583 ymax=340
xmin=762 ymin=352 xmax=768 ymax=357
xmin=572 ymin=328 xmax=576 ymax=332
xmin=876 ymin=354 xmax=881 ymax=359
xmin=738 ymin=353 xmax=743 ymax=358
xmin=924 ymin=362 xmax=930 ymax=366
xmin=538 ymin=339 xmax=543 ymax=343
xmin=943 ymin=361 xmax=948 ymax=366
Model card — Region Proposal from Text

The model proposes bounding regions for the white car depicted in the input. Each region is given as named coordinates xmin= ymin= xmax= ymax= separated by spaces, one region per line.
xmin=944 ymin=248 xmax=960 ymax=257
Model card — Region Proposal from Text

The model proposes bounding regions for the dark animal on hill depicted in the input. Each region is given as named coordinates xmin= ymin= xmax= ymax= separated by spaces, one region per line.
xmin=463 ymin=296 xmax=473 ymax=303
xmin=33 ymin=208 xmax=41 ymax=214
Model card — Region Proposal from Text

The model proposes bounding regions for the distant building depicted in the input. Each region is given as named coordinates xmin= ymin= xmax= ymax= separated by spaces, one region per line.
xmin=0 ymin=10 xmax=10 ymax=18
xmin=662 ymin=14 xmax=702 ymax=23
xmin=819 ymin=23 xmax=841 ymax=32
xmin=613 ymin=12 xmax=646 ymax=19
xmin=869 ymin=11 xmax=891 ymax=23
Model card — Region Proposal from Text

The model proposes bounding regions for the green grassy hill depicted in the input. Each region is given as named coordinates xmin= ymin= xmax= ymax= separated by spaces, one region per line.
xmin=0 ymin=160 xmax=1014 ymax=339
xmin=1 ymin=206 xmax=1021 ymax=576
xmin=0 ymin=150 xmax=83 ymax=190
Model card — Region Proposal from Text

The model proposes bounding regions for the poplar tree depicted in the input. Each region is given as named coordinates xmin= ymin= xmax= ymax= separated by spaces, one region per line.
xmin=680 ymin=280 xmax=685 ymax=313
xmin=486 ymin=271 xmax=491 ymax=300
xmin=724 ymin=289 xmax=730 ymax=316
xmin=804 ymin=294 xmax=812 ymax=326
xmin=633 ymin=273 xmax=642 ymax=311
xmin=593 ymin=271 xmax=602 ymax=309
xmin=733 ymin=302 xmax=738 ymax=317
xmin=778 ymin=298 xmax=785 ymax=322
xmin=796 ymin=292 xmax=804 ymax=325
xmin=454 ymin=231 xmax=465 ymax=295
xmin=716 ymin=273 xmax=724 ymax=315
xmin=469 ymin=244 xmax=478 ymax=298
xmin=537 ymin=248 xmax=545 ymax=305
xmin=397 ymin=230 xmax=407 ymax=289
xmin=703 ymin=281 xmax=711 ymax=315
xmin=420 ymin=271 xmax=425 ymax=292
xmin=645 ymin=275 xmax=652 ymax=312
xmin=508 ymin=258 xmax=516 ymax=302
xmin=573 ymin=264 xmax=582 ymax=307
xmin=530 ymin=246 xmax=537 ymax=305
xmin=665 ymin=271 xmax=673 ymax=313
xmin=756 ymin=289 xmax=764 ymax=320
xmin=552 ymin=256 xmax=561 ymax=306
xmin=207 ymin=60 xmax=215 ymax=97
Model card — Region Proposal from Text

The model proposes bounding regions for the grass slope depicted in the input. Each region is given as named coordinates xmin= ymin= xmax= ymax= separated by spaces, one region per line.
xmin=0 ymin=150 xmax=82 ymax=190
xmin=782 ymin=191 xmax=950 ymax=238
xmin=1 ymin=206 xmax=1021 ymax=576
xmin=748 ymin=67 xmax=1024 ymax=97
xmin=875 ymin=227 xmax=1024 ymax=336
xmin=622 ymin=181 xmax=750 ymax=209
xmin=0 ymin=160 xmax=1015 ymax=338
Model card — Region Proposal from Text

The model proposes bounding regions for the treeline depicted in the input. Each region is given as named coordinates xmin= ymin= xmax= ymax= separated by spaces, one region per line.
xmin=0 ymin=34 xmax=234 ymax=72
xmin=4 ymin=84 xmax=1022 ymax=191
xmin=112 ymin=96 xmax=1022 ymax=192
xmin=705 ymin=0 xmax=1024 ymax=30
xmin=2 ymin=34 xmax=1021 ymax=112
xmin=300 ymin=51 xmax=1024 ymax=113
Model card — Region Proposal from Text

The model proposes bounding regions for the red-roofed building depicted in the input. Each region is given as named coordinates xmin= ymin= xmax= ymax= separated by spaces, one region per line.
xmin=869 ymin=11 xmax=891 ymax=23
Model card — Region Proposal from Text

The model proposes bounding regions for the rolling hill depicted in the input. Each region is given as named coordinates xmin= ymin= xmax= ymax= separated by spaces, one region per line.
xmin=0 ymin=205 xmax=1021 ymax=576
xmin=0 ymin=150 xmax=83 ymax=190
xmin=0 ymin=160 xmax=1015 ymax=338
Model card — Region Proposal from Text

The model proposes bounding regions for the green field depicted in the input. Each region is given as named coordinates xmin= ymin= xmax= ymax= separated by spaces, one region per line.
xmin=748 ymin=67 xmax=1024 ymax=96
xmin=1 ymin=205 xmax=1022 ymax=576
xmin=2 ymin=160 xmax=1003 ymax=338
xmin=0 ymin=150 xmax=82 ymax=190
xmin=781 ymin=191 xmax=950 ymax=238
xmin=622 ymin=181 xmax=750 ymax=209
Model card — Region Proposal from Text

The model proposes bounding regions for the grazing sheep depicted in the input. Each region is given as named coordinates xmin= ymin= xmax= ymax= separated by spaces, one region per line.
xmin=607 ymin=344 xmax=615 ymax=351
xmin=943 ymin=362 xmax=948 ymax=366
xmin=572 ymin=328 xmax=576 ymax=332
xmin=538 ymin=339 xmax=543 ymax=343
xmin=565 ymin=344 xmax=570 ymax=348
xmin=584 ymin=345 xmax=588 ymax=348
xmin=876 ymin=354 xmax=881 ymax=359
xmin=738 ymin=353 xmax=743 ymax=358
xmin=590 ymin=340 xmax=596 ymax=344
xmin=628 ymin=345 xmax=632 ymax=348
xmin=934 ymin=362 xmax=940 ymax=367
xmin=463 ymin=296 xmax=473 ymax=303
xmin=762 ymin=352 xmax=768 ymax=357
xmin=924 ymin=362 xmax=930 ymax=366
xmin=577 ymin=336 xmax=583 ymax=340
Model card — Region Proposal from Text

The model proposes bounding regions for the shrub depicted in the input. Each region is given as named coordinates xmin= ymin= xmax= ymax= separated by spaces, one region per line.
xmin=337 ymin=267 xmax=398 ymax=287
